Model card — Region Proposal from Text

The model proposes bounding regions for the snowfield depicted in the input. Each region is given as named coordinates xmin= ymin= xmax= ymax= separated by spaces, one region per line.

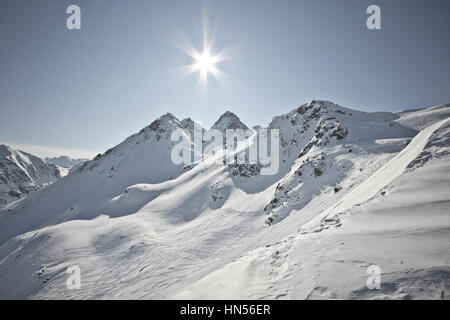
xmin=0 ymin=101 xmax=448 ymax=300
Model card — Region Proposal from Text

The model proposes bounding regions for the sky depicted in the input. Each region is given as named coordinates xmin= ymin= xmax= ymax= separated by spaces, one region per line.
xmin=1 ymin=0 xmax=449 ymax=158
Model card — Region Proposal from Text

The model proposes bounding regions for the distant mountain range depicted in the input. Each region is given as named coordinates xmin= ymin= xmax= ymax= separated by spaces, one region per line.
xmin=45 ymin=156 xmax=88 ymax=169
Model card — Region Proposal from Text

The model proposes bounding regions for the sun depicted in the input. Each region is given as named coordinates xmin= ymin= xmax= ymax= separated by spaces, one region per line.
xmin=180 ymin=17 xmax=230 ymax=90
xmin=184 ymin=46 xmax=225 ymax=88
xmin=195 ymin=51 xmax=217 ymax=75
xmin=191 ymin=50 xmax=221 ymax=81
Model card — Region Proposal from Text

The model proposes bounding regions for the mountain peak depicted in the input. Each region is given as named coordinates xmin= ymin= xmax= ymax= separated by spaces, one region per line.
xmin=211 ymin=111 xmax=249 ymax=131
xmin=152 ymin=112 xmax=179 ymax=125
xmin=143 ymin=112 xmax=181 ymax=134
xmin=0 ymin=145 xmax=13 ymax=160
xmin=0 ymin=144 xmax=10 ymax=154
xmin=180 ymin=117 xmax=195 ymax=128
xmin=0 ymin=144 xmax=12 ymax=152
xmin=162 ymin=112 xmax=178 ymax=120
xmin=0 ymin=144 xmax=22 ymax=159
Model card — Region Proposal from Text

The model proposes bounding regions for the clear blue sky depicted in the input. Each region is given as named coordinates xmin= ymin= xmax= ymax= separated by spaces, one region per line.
xmin=1 ymin=0 xmax=449 ymax=158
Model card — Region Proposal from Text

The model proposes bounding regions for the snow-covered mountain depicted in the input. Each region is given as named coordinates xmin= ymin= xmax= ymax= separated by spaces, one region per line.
xmin=0 ymin=145 xmax=61 ymax=209
xmin=45 ymin=156 xmax=89 ymax=177
xmin=0 ymin=101 xmax=448 ymax=300
xmin=211 ymin=111 xmax=249 ymax=132
xmin=263 ymin=100 xmax=417 ymax=224
xmin=0 ymin=112 xmax=199 ymax=244
xmin=45 ymin=156 xmax=88 ymax=169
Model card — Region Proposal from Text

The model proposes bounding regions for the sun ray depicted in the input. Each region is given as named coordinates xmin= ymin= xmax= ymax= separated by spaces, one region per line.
xmin=179 ymin=16 xmax=229 ymax=92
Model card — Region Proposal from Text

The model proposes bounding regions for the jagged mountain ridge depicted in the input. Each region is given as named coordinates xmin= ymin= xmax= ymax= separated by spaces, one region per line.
xmin=262 ymin=100 xmax=418 ymax=223
xmin=0 ymin=145 xmax=61 ymax=208
xmin=0 ymin=101 xmax=439 ymax=239
xmin=0 ymin=101 xmax=449 ymax=299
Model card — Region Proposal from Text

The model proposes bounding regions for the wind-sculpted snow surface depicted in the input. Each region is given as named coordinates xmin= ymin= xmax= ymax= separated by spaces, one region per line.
xmin=0 ymin=102 xmax=448 ymax=299
xmin=396 ymin=103 xmax=450 ymax=131
xmin=0 ymin=113 xmax=200 ymax=243
xmin=176 ymin=117 xmax=450 ymax=300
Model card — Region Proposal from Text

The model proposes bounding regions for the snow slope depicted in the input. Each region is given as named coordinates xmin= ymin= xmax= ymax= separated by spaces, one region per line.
xmin=0 ymin=113 xmax=200 ymax=243
xmin=0 ymin=102 xmax=448 ymax=299
xmin=396 ymin=103 xmax=450 ymax=130
xmin=176 ymin=118 xmax=450 ymax=300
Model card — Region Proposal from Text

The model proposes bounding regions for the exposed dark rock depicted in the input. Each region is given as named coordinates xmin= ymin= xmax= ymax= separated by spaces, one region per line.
xmin=314 ymin=167 xmax=323 ymax=177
